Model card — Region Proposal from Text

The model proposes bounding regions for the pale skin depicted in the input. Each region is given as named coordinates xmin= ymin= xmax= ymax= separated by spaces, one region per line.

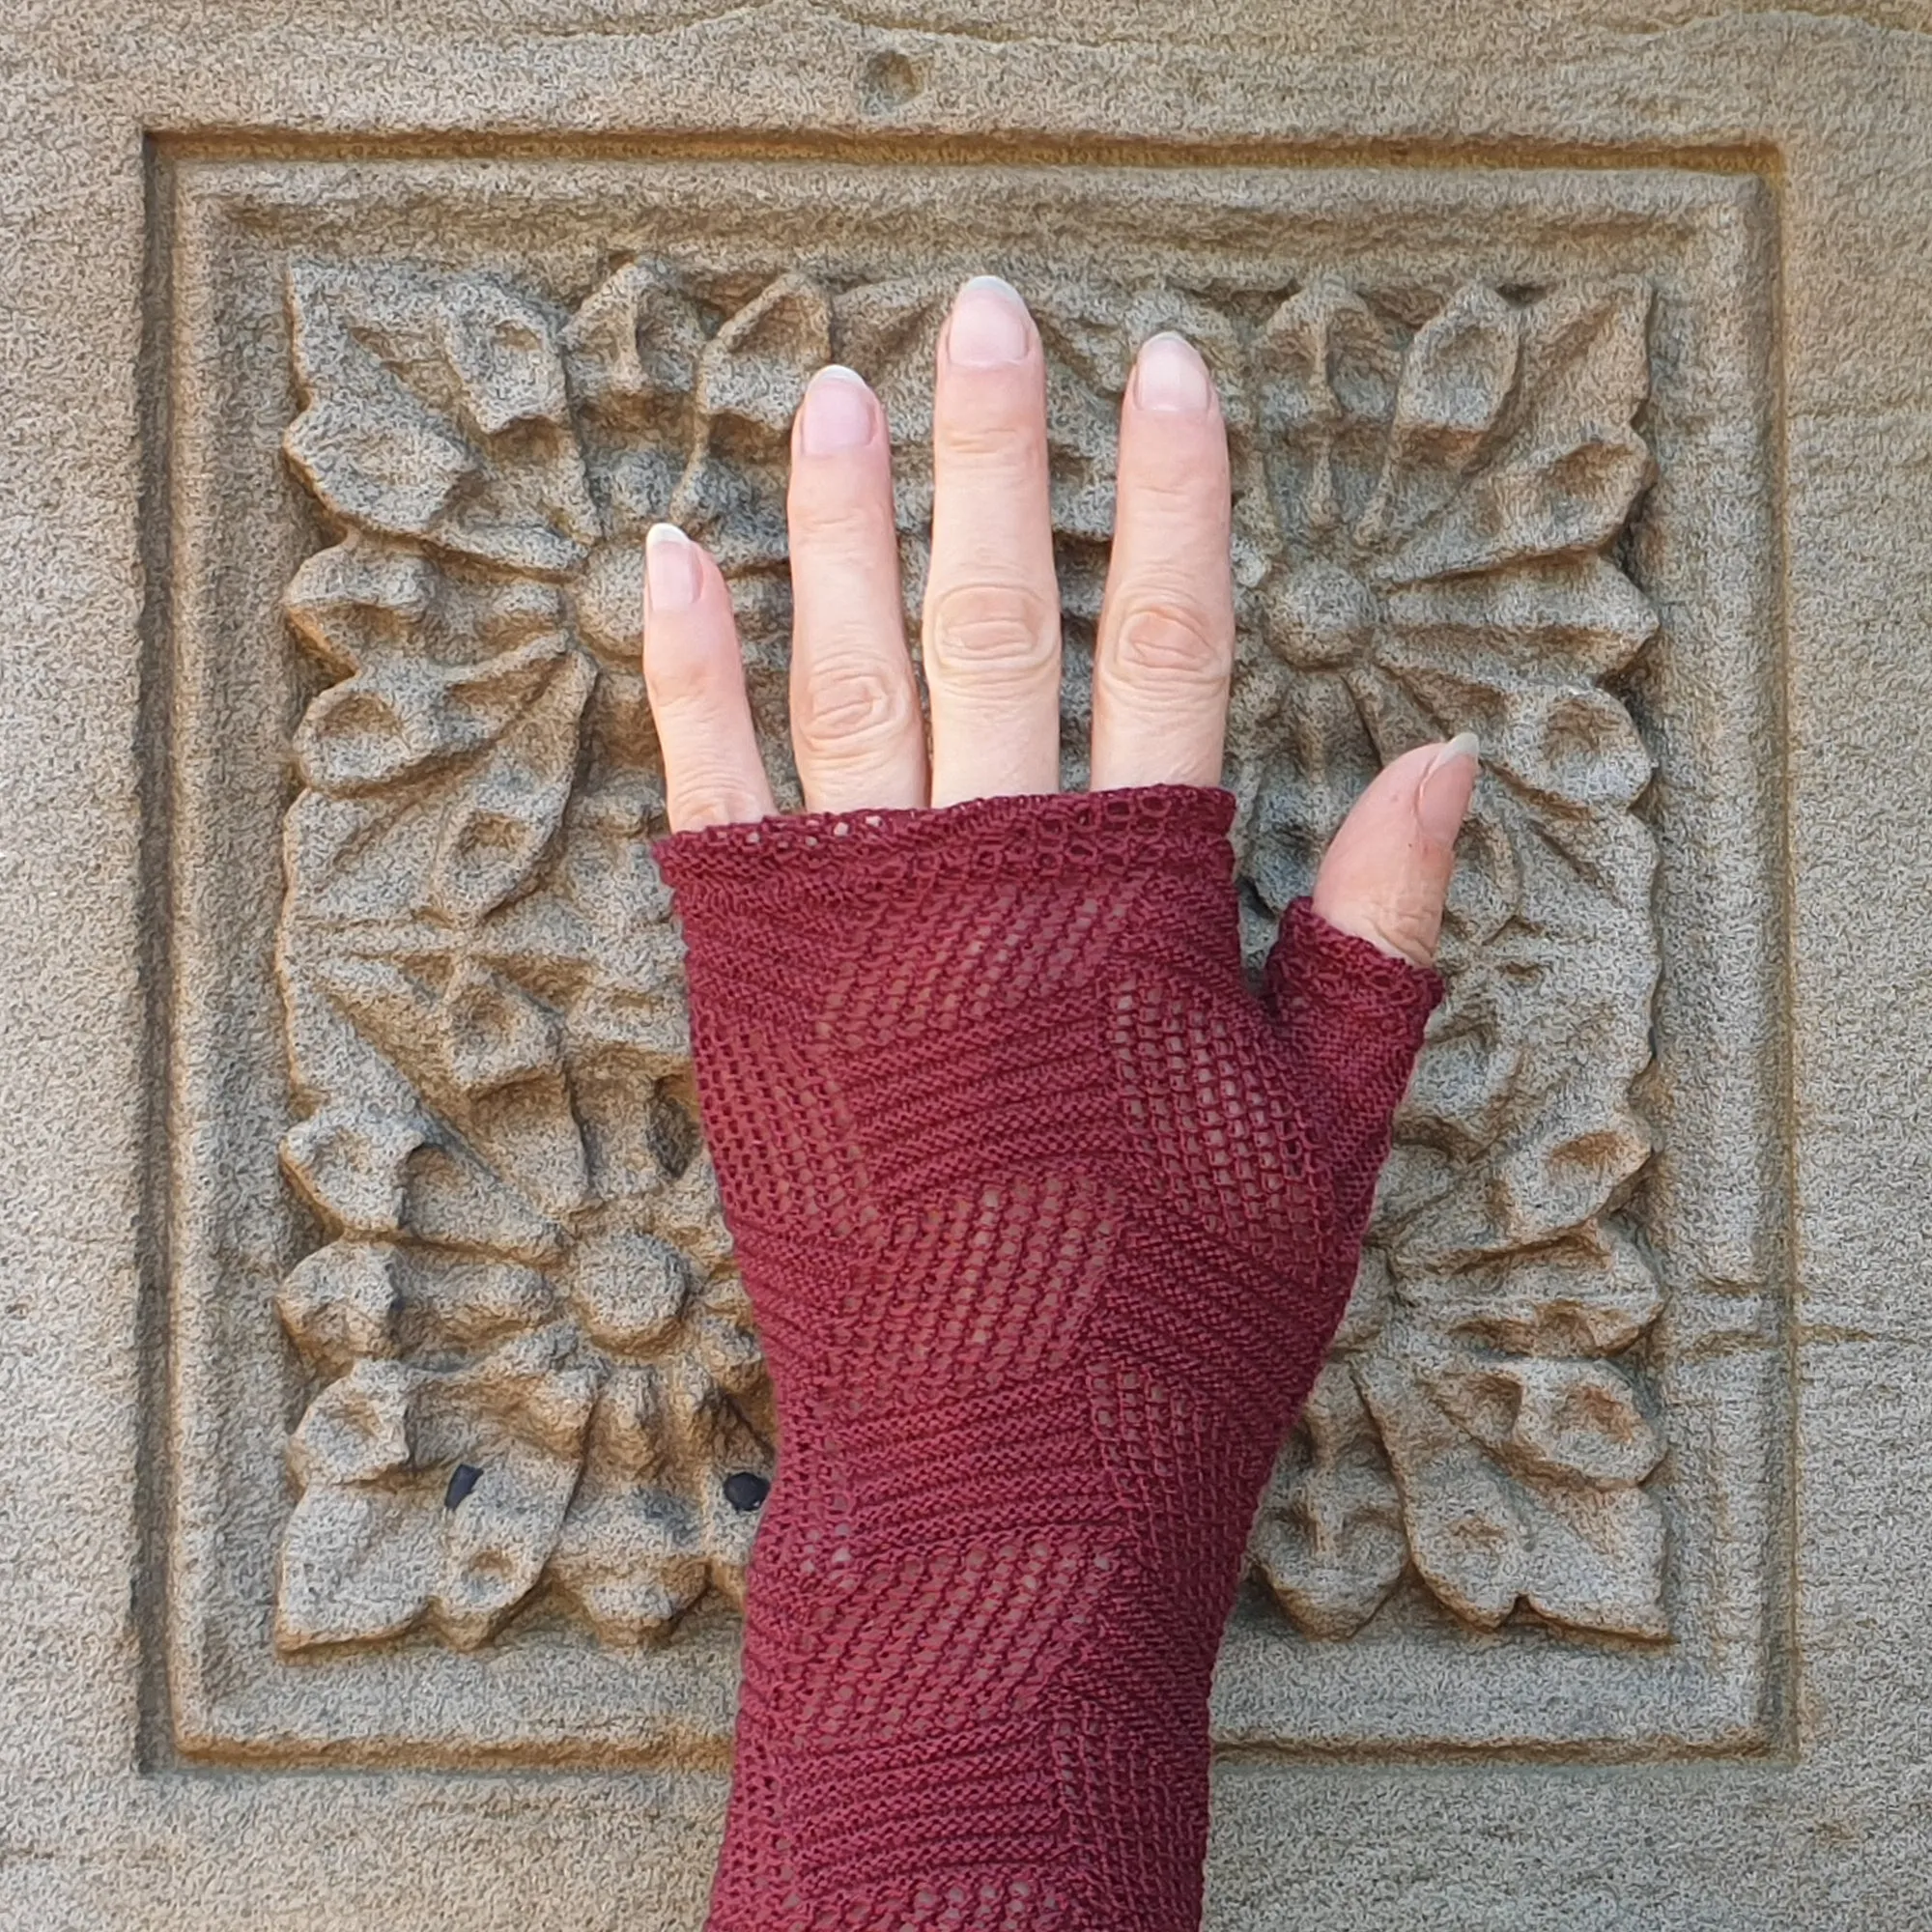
xmin=641 ymin=274 xmax=1477 ymax=968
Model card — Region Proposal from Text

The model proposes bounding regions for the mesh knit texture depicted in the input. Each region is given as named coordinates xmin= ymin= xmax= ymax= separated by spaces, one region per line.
xmin=656 ymin=784 xmax=1442 ymax=1932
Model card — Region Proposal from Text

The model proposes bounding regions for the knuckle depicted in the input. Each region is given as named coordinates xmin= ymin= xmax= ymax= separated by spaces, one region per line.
xmin=1320 ymin=889 xmax=1439 ymax=970
xmin=924 ymin=582 xmax=1060 ymax=689
xmin=665 ymin=774 xmax=766 ymax=830
xmin=788 ymin=490 xmax=891 ymax=554
xmin=793 ymin=655 xmax=919 ymax=759
xmin=936 ymin=413 xmax=1037 ymax=467
xmin=1370 ymin=913 xmax=1438 ymax=970
xmin=1104 ymin=599 xmax=1231 ymax=690
xmin=643 ymin=626 xmax=739 ymax=718
xmin=1122 ymin=453 xmax=1226 ymax=511
xmin=642 ymin=653 xmax=718 ymax=715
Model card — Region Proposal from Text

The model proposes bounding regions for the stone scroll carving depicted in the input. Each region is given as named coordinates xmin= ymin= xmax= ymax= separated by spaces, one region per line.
xmin=272 ymin=257 xmax=1662 ymax=1655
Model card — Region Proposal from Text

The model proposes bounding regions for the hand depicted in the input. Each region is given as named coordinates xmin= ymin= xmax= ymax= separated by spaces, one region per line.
xmin=649 ymin=273 xmax=1479 ymax=1926
xmin=640 ymin=272 xmax=1476 ymax=968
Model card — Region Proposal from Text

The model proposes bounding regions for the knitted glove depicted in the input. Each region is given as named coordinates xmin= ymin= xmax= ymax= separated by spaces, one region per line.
xmin=655 ymin=784 xmax=1442 ymax=1932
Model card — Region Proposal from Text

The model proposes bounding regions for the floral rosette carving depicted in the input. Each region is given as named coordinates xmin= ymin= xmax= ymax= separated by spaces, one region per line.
xmin=275 ymin=257 xmax=1665 ymax=1654
xmin=274 ymin=258 xmax=804 ymax=1649
xmin=1229 ymin=278 xmax=1666 ymax=1639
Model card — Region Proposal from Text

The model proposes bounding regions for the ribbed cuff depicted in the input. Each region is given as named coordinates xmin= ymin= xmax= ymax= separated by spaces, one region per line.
xmin=654 ymin=784 xmax=1238 ymax=910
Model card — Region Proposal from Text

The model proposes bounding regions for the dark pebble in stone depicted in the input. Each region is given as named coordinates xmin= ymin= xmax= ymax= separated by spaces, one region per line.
xmin=724 ymin=1470 xmax=770 ymax=1512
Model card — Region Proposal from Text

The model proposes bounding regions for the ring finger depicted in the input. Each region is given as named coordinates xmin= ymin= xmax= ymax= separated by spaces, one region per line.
xmin=1091 ymin=332 xmax=1234 ymax=789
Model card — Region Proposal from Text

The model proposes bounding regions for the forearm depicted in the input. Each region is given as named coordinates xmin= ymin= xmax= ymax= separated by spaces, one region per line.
xmin=711 ymin=1482 xmax=1217 ymax=1923
xmin=660 ymin=787 xmax=1440 ymax=1932
xmin=706 ymin=1341 xmax=1283 ymax=1925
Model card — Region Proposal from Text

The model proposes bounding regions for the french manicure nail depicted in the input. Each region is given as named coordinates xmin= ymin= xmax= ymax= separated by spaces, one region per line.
xmin=644 ymin=522 xmax=702 ymax=612
xmin=947 ymin=275 xmax=1031 ymax=367
xmin=1427 ymin=730 xmax=1481 ymax=775
xmin=1417 ymin=731 xmax=1480 ymax=841
xmin=799 ymin=365 xmax=877 ymax=456
xmin=1133 ymin=332 xmax=1213 ymax=415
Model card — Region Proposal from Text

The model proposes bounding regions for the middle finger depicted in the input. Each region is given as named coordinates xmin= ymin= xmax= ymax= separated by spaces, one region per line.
xmin=923 ymin=276 xmax=1063 ymax=807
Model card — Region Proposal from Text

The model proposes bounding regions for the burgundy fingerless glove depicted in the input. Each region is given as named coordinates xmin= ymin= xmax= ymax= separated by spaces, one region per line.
xmin=656 ymin=785 xmax=1441 ymax=1932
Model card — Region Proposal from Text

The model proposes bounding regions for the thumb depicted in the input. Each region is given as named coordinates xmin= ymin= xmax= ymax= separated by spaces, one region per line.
xmin=1311 ymin=734 xmax=1478 ymax=969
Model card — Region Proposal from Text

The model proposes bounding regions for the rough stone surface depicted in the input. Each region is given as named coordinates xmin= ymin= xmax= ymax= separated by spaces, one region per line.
xmin=2 ymin=1 xmax=1928 ymax=1923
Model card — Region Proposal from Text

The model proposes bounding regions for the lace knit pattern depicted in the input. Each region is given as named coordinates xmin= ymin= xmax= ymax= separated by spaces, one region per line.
xmin=656 ymin=785 xmax=1442 ymax=1932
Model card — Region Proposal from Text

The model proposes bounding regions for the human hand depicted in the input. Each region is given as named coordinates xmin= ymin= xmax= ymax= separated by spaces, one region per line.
xmin=645 ymin=276 xmax=1479 ymax=1930
xmin=640 ymin=273 xmax=1475 ymax=967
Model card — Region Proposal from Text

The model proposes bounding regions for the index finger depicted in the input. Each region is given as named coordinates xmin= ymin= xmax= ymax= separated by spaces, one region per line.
xmin=640 ymin=524 xmax=778 ymax=831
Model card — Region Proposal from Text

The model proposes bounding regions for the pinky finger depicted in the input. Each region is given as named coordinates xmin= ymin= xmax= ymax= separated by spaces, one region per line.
xmin=640 ymin=524 xmax=778 ymax=831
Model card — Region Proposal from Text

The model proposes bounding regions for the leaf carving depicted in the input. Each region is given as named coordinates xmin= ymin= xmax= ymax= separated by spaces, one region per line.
xmin=277 ymin=1340 xmax=600 ymax=1651
xmin=285 ymin=260 xmax=598 ymax=575
xmin=281 ymin=1102 xmax=566 ymax=1265
xmin=428 ymin=645 xmax=594 ymax=923
xmin=1250 ymin=1363 xmax=1407 ymax=1639
xmin=295 ymin=633 xmax=578 ymax=797
xmin=1357 ymin=1335 xmax=1667 ymax=1639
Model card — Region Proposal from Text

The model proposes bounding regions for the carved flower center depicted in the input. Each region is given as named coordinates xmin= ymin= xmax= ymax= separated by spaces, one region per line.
xmin=1264 ymin=559 xmax=1378 ymax=670
xmin=572 ymin=536 xmax=648 ymax=664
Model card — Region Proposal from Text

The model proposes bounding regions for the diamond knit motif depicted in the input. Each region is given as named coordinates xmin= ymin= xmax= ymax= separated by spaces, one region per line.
xmin=657 ymin=784 xmax=1441 ymax=1932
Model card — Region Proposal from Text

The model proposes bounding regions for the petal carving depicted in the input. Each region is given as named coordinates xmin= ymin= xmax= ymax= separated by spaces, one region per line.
xmin=673 ymin=273 xmax=831 ymax=572
xmin=1249 ymin=1363 xmax=1407 ymax=1638
xmin=1358 ymin=281 xmax=1521 ymax=548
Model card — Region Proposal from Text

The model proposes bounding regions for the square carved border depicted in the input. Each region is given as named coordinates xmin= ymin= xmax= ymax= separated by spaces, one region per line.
xmin=156 ymin=149 xmax=1788 ymax=1764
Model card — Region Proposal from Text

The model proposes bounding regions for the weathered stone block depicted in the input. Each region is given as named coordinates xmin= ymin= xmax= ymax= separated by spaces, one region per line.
xmin=13 ymin=5 xmax=1932 ymax=1923
xmin=160 ymin=156 xmax=1784 ymax=1766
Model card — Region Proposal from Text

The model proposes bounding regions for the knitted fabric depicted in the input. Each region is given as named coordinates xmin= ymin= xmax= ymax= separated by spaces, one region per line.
xmin=655 ymin=784 xmax=1442 ymax=1932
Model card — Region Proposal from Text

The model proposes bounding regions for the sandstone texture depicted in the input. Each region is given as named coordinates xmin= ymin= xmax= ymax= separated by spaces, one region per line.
xmin=0 ymin=2 xmax=1925 ymax=1925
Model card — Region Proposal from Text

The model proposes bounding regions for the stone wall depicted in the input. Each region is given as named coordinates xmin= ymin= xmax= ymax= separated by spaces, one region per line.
xmin=3 ymin=4 xmax=1928 ymax=1925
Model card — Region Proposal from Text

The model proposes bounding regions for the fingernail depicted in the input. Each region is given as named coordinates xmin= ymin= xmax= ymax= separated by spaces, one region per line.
xmin=644 ymin=522 xmax=701 ymax=612
xmin=1133 ymin=332 xmax=1213 ymax=415
xmin=1418 ymin=731 xmax=1480 ymax=841
xmin=946 ymin=275 xmax=1031 ymax=367
xmin=1427 ymin=731 xmax=1481 ymax=775
xmin=799 ymin=365 xmax=877 ymax=456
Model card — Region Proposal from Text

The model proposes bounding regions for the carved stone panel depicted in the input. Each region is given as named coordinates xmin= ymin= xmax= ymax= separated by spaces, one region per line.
xmin=161 ymin=155 xmax=1786 ymax=1763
